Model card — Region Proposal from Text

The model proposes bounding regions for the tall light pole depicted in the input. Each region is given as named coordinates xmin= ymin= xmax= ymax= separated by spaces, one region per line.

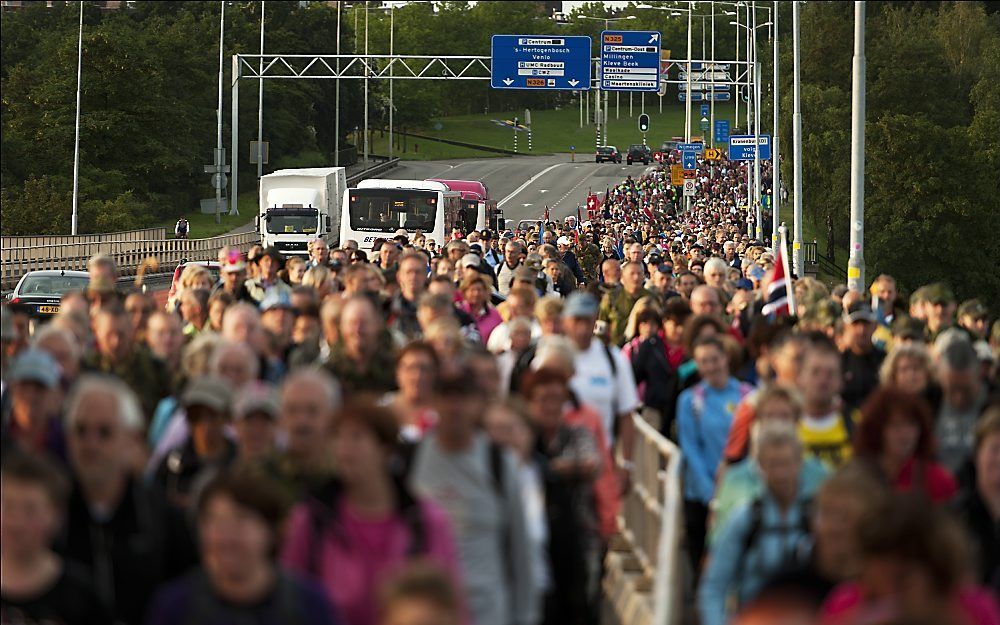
xmin=752 ymin=1 xmax=761 ymax=242
xmin=389 ymin=5 xmax=394 ymax=160
xmin=364 ymin=3 xmax=369 ymax=165
xmin=733 ymin=4 xmax=740 ymax=131
xmin=71 ymin=1 xmax=83 ymax=235
xmin=792 ymin=0 xmax=803 ymax=276
xmin=771 ymin=0 xmax=779 ymax=250
xmin=847 ymin=1 xmax=866 ymax=292
xmin=215 ymin=0 xmax=225 ymax=225
xmin=710 ymin=1 xmax=715 ymax=148
xmin=257 ymin=1 xmax=265 ymax=181
xmin=334 ymin=2 xmax=341 ymax=166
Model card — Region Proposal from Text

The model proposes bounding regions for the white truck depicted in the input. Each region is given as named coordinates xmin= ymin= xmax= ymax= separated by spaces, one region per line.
xmin=257 ymin=167 xmax=347 ymax=256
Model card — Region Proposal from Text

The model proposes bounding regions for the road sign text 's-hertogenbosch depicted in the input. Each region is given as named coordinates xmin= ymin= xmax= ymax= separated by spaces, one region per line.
xmin=728 ymin=135 xmax=772 ymax=161
xmin=491 ymin=35 xmax=592 ymax=90
xmin=600 ymin=30 xmax=661 ymax=92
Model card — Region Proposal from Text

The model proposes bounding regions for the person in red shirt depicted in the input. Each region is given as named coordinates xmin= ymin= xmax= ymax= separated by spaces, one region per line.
xmin=853 ymin=386 xmax=957 ymax=504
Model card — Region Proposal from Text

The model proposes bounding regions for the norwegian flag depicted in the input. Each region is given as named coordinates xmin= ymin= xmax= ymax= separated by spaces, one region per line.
xmin=762 ymin=243 xmax=796 ymax=317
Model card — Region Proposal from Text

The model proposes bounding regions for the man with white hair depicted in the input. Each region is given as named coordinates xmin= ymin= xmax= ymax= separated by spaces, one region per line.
xmin=723 ymin=240 xmax=741 ymax=268
xmin=269 ymin=367 xmax=342 ymax=499
xmin=703 ymin=257 xmax=730 ymax=291
xmin=59 ymin=375 xmax=195 ymax=625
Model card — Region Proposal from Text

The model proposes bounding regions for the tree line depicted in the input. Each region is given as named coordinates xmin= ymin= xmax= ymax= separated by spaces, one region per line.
xmin=1 ymin=1 xmax=998 ymax=306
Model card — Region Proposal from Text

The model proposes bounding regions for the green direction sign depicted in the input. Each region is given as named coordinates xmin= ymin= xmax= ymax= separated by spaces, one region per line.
xmin=699 ymin=116 xmax=709 ymax=131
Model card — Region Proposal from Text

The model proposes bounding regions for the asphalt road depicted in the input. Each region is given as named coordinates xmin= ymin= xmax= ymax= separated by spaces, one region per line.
xmin=377 ymin=154 xmax=657 ymax=224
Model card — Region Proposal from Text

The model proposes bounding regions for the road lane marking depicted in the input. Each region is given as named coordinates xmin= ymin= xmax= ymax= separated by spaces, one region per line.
xmin=497 ymin=163 xmax=566 ymax=208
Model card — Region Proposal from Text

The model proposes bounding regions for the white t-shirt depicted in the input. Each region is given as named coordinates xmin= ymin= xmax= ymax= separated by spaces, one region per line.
xmin=570 ymin=339 xmax=640 ymax=447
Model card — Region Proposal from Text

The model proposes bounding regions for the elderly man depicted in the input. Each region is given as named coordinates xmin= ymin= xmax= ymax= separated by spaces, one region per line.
xmin=599 ymin=261 xmax=652 ymax=347
xmin=85 ymin=305 xmax=171 ymax=423
xmin=269 ymin=367 xmax=342 ymax=499
xmin=324 ymin=295 xmax=397 ymax=393
xmin=936 ymin=338 xmax=989 ymax=476
xmin=703 ymin=257 xmax=730 ymax=291
xmin=690 ymin=284 xmax=724 ymax=318
xmin=557 ymin=236 xmax=586 ymax=285
xmin=496 ymin=240 xmax=525 ymax=296
xmin=60 ymin=375 xmax=195 ymax=625
xmin=308 ymin=238 xmax=330 ymax=269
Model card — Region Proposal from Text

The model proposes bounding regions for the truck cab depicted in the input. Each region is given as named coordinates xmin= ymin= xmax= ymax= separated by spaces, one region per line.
xmin=258 ymin=167 xmax=346 ymax=256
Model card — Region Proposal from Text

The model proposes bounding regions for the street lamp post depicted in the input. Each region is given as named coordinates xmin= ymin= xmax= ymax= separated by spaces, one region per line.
xmin=772 ymin=0 xmax=779 ymax=251
xmin=71 ymin=1 xmax=83 ymax=235
xmin=848 ymin=1 xmax=867 ymax=292
xmin=335 ymin=2 xmax=341 ymax=166
xmin=215 ymin=0 xmax=225 ymax=225
xmin=792 ymin=0 xmax=804 ymax=276
xmin=257 ymin=1 xmax=265 ymax=181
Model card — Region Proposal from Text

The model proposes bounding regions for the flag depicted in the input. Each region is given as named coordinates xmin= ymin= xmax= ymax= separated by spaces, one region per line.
xmin=543 ymin=205 xmax=550 ymax=221
xmin=762 ymin=243 xmax=796 ymax=317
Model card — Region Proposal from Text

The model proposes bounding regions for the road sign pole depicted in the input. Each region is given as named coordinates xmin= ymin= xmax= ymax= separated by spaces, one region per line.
xmin=848 ymin=1 xmax=866 ymax=292
xmin=734 ymin=3 xmax=740 ymax=133
xmin=334 ymin=2 xmax=340 ymax=166
xmin=753 ymin=3 xmax=762 ymax=242
xmin=710 ymin=0 xmax=716 ymax=149
xmin=792 ymin=0 xmax=804 ymax=277
xmin=772 ymin=0 xmax=779 ymax=250
xmin=71 ymin=1 xmax=82 ymax=235
xmin=216 ymin=0 xmax=225 ymax=225
xmin=686 ymin=3 xmax=693 ymax=214
xmin=363 ymin=7 xmax=369 ymax=166
xmin=257 ymin=1 xmax=265 ymax=181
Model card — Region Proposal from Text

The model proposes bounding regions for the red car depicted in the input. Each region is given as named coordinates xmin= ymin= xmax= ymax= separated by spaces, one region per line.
xmin=166 ymin=260 xmax=220 ymax=306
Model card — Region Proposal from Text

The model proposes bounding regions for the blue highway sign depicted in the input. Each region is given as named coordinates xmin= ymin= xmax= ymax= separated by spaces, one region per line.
xmin=728 ymin=134 xmax=772 ymax=161
xmin=677 ymin=142 xmax=703 ymax=153
xmin=682 ymin=151 xmax=697 ymax=170
xmin=678 ymin=91 xmax=732 ymax=102
xmin=701 ymin=104 xmax=709 ymax=117
xmin=491 ymin=35 xmax=592 ymax=90
xmin=714 ymin=119 xmax=730 ymax=144
xmin=600 ymin=30 xmax=661 ymax=92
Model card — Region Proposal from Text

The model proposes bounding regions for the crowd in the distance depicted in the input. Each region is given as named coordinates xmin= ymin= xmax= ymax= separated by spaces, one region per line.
xmin=1 ymin=152 xmax=998 ymax=625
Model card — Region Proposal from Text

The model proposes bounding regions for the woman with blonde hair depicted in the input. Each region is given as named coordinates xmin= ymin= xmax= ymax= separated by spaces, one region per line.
xmin=166 ymin=263 xmax=213 ymax=311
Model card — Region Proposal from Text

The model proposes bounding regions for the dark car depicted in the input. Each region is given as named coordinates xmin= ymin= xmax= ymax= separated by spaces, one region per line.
xmin=627 ymin=144 xmax=652 ymax=165
xmin=7 ymin=270 xmax=89 ymax=319
xmin=596 ymin=146 xmax=622 ymax=163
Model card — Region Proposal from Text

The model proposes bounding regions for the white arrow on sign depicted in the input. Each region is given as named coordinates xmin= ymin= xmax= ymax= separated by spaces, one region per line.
xmin=649 ymin=33 xmax=659 ymax=44
xmin=539 ymin=190 xmax=548 ymax=193
xmin=503 ymin=78 xmax=514 ymax=86
xmin=522 ymin=203 xmax=533 ymax=207
xmin=568 ymin=79 xmax=579 ymax=87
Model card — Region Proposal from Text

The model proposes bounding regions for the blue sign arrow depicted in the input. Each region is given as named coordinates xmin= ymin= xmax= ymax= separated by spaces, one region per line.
xmin=714 ymin=119 xmax=730 ymax=144
xmin=700 ymin=104 xmax=709 ymax=118
xmin=600 ymin=30 xmax=661 ymax=92
xmin=682 ymin=151 xmax=697 ymax=170
xmin=491 ymin=35 xmax=592 ymax=90
xmin=728 ymin=134 xmax=772 ymax=161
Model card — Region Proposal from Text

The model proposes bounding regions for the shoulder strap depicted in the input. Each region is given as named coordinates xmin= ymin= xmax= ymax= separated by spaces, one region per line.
xmin=489 ymin=441 xmax=505 ymax=497
xmin=735 ymin=497 xmax=765 ymax=577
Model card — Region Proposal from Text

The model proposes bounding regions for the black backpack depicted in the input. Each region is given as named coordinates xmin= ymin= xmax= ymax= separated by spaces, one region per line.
xmin=734 ymin=497 xmax=814 ymax=579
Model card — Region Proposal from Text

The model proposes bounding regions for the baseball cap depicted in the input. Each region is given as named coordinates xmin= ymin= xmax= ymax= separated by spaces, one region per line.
xmin=222 ymin=249 xmax=247 ymax=274
xmin=525 ymin=253 xmax=544 ymax=271
xmin=957 ymin=299 xmax=988 ymax=320
xmin=562 ymin=292 xmax=599 ymax=318
xmin=735 ymin=278 xmax=754 ymax=291
xmin=260 ymin=289 xmax=293 ymax=312
xmin=469 ymin=243 xmax=483 ymax=255
xmin=182 ymin=376 xmax=233 ymax=413
xmin=394 ymin=228 xmax=408 ymax=237
xmin=557 ymin=236 xmax=572 ymax=246
xmin=257 ymin=246 xmax=285 ymax=267
xmin=460 ymin=253 xmax=480 ymax=269
xmin=844 ymin=301 xmax=877 ymax=324
xmin=9 ymin=349 xmax=60 ymax=389
xmin=747 ymin=265 xmax=766 ymax=281
xmin=233 ymin=382 xmax=280 ymax=421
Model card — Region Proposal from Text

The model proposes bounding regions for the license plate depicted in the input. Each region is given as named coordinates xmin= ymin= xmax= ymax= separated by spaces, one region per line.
xmin=37 ymin=305 xmax=60 ymax=314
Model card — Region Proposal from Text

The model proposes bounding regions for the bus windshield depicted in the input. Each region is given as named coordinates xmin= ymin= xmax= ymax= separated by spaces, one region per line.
xmin=266 ymin=208 xmax=318 ymax=234
xmin=349 ymin=189 xmax=437 ymax=232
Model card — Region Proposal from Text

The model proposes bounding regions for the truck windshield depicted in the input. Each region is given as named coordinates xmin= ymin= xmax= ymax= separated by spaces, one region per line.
xmin=266 ymin=208 xmax=318 ymax=234
xmin=349 ymin=189 xmax=437 ymax=232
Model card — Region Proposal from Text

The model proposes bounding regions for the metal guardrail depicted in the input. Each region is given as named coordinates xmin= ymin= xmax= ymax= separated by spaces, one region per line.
xmin=1 ymin=231 xmax=260 ymax=289
xmin=605 ymin=414 xmax=684 ymax=625
xmin=346 ymin=156 xmax=400 ymax=186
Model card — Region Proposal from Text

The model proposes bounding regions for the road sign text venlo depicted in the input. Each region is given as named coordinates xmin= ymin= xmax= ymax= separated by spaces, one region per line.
xmin=491 ymin=35 xmax=592 ymax=90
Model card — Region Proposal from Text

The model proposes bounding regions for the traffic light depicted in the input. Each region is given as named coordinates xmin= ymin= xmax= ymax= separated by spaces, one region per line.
xmin=638 ymin=113 xmax=650 ymax=133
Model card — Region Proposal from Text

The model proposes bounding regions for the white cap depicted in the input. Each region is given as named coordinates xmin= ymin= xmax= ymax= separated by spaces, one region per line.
xmin=460 ymin=253 xmax=480 ymax=269
xmin=557 ymin=236 xmax=572 ymax=246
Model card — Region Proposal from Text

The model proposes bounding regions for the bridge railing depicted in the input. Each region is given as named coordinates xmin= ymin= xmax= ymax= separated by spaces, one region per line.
xmin=605 ymin=414 xmax=684 ymax=625
xmin=1 ymin=231 xmax=260 ymax=288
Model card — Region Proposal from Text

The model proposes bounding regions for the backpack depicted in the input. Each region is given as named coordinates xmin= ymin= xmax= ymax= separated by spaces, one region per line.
xmin=734 ymin=496 xmax=813 ymax=581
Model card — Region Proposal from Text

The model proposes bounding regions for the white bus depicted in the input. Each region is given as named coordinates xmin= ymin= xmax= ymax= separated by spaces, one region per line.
xmin=341 ymin=179 xmax=462 ymax=251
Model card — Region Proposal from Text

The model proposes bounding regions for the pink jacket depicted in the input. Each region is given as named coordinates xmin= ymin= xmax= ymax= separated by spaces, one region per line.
xmin=820 ymin=582 xmax=1000 ymax=625
xmin=281 ymin=498 xmax=463 ymax=625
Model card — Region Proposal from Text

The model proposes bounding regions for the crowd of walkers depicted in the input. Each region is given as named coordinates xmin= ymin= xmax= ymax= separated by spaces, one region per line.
xmin=1 ymin=153 xmax=998 ymax=625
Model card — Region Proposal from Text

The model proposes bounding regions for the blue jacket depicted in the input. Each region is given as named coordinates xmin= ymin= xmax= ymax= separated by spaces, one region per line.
xmin=698 ymin=493 xmax=813 ymax=625
xmin=677 ymin=378 xmax=751 ymax=503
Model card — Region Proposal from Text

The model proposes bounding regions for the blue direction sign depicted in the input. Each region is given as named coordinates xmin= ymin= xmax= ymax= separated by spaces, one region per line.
xmin=600 ymin=30 xmax=661 ymax=92
xmin=682 ymin=151 xmax=697 ymax=170
xmin=714 ymin=119 xmax=731 ymax=144
xmin=677 ymin=142 xmax=702 ymax=153
xmin=700 ymin=104 xmax=709 ymax=117
xmin=678 ymin=91 xmax=732 ymax=102
xmin=728 ymin=134 xmax=772 ymax=161
xmin=491 ymin=35 xmax=592 ymax=90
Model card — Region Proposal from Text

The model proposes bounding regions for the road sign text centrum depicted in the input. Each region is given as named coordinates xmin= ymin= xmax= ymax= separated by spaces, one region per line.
xmin=491 ymin=35 xmax=592 ymax=90
xmin=600 ymin=30 xmax=661 ymax=92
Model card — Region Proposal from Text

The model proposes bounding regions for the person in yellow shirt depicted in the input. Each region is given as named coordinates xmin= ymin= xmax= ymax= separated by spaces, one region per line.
xmin=796 ymin=336 xmax=854 ymax=470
